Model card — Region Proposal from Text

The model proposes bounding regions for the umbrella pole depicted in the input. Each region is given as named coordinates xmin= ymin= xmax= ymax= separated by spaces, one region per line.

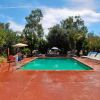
xmin=7 ymin=47 xmax=10 ymax=61
xmin=7 ymin=48 xmax=9 ymax=56
xmin=8 ymin=61 xmax=11 ymax=71
xmin=7 ymin=48 xmax=10 ymax=71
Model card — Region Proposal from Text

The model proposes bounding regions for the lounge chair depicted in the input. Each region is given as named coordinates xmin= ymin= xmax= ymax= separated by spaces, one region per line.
xmin=87 ymin=52 xmax=97 ymax=59
xmin=90 ymin=53 xmax=100 ymax=61
xmin=82 ymin=52 xmax=92 ymax=58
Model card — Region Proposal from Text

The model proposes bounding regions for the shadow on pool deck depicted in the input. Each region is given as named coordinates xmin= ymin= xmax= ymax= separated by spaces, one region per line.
xmin=0 ymin=57 xmax=100 ymax=100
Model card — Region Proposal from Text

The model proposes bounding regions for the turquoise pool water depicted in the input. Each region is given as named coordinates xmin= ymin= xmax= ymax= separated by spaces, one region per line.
xmin=20 ymin=58 xmax=92 ymax=70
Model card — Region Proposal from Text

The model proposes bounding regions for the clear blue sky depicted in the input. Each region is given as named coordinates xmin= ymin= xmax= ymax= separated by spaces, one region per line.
xmin=0 ymin=0 xmax=100 ymax=35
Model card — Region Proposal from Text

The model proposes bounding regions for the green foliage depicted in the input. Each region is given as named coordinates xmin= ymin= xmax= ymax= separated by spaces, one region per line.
xmin=1 ymin=52 xmax=7 ymax=57
xmin=47 ymin=16 xmax=88 ymax=53
xmin=23 ymin=9 xmax=44 ymax=54
xmin=0 ymin=22 xmax=20 ymax=56
xmin=85 ymin=33 xmax=100 ymax=51
xmin=22 ymin=48 xmax=31 ymax=55
xmin=38 ymin=38 xmax=48 ymax=53
xmin=61 ymin=16 xmax=88 ymax=50
xmin=0 ymin=22 xmax=18 ymax=47
xmin=47 ymin=25 xmax=69 ymax=53
xmin=0 ymin=29 xmax=7 ymax=46
xmin=0 ymin=11 xmax=100 ymax=56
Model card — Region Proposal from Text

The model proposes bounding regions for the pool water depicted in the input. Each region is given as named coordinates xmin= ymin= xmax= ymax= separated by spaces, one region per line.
xmin=20 ymin=58 xmax=93 ymax=70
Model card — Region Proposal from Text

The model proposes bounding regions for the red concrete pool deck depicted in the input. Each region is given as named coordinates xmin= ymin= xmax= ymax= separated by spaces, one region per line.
xmin=0 ymin=57 xmax=100 ymax=100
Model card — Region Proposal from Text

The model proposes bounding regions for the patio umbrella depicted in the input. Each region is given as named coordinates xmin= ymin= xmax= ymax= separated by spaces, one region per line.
xmin=51 ymin=47 xmax=59 ymax=50
xmin=12 ymin=43 xmax=28 ymax=48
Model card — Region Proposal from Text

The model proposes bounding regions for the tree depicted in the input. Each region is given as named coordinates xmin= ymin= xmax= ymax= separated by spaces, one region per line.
xmin=47 ymin=16 xmax=88 ymax=54
xmin=85 ymin=32 xmax=100 ymax=51
xmin=0 ymin=23 xmax=10 ymax=47
xmin=38 ymin=38 xmax=48 ymax=54
xmin=0 ymin=22 xmax=19 ymax=56
xmin=0 ymin=29 xmax=7 ymax=46
xmin=61 ymin=16 xmax=88 ymax=52
xmin=23 ymin=9 xmax=44 ymax=54
xmin=0 ymin=23 xmax=17 ymax=46
xmin=47 ymin=24 xmax=69 ymax=53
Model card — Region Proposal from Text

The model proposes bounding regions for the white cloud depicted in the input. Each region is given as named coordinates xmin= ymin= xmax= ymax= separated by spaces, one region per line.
xmin=4 ymin=7 xmax=100 ymax=34
xmin=9 ymin=20 xmax=24 ymax=32
xmin=0 ymin=14 xmax=24 ymax=32
xmin=41 ymin=7 xmax=100 ymax=34
xmin=0 ymin=14 xmax=12 ymax=20
xmin=68 ymin=0 xmax=96 ymax=10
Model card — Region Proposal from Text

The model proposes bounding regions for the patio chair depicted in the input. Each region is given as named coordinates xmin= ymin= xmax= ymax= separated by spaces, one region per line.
xmin=81 ymin=52 xmax=92 ymax=58
xmin=87 ymin=52 xmax=97 ymax=59
xmin=90 ymin=53 xmax=100 ymax=61
xmin=8 ymin=55 xmax=15 ymax=62
xmin=7 ymin=55 xmax=16 ymax=70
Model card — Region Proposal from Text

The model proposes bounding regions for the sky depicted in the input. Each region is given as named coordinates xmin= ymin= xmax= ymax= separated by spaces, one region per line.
xmin=0 ymin=0 xmax=100 ymax=35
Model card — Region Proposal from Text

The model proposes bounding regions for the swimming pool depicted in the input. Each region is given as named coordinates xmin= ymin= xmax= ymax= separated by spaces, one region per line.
xmin=20 ymin=58 xmax=93 ymax=70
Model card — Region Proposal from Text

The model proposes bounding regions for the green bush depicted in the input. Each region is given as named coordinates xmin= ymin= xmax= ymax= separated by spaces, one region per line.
xmin=2 ymin=52 xmax=7 ymax=57
xmin=0 ymin=52 xmax=7 ymax=58
xmin=22 ymin=48 xmax=30 ymax=55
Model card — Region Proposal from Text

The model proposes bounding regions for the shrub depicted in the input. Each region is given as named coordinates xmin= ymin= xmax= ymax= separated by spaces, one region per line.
xmin=22 ymin=48 xmax=31 ymax=55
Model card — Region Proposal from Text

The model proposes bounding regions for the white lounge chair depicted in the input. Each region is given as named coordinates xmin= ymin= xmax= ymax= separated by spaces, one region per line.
xmin=87 ymin=52 xmax=97 ymax=59
xmin=82 ymin=52 xmax=92 ymax=58
xmin=90 ymin=53 xmax=100 ymax=61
